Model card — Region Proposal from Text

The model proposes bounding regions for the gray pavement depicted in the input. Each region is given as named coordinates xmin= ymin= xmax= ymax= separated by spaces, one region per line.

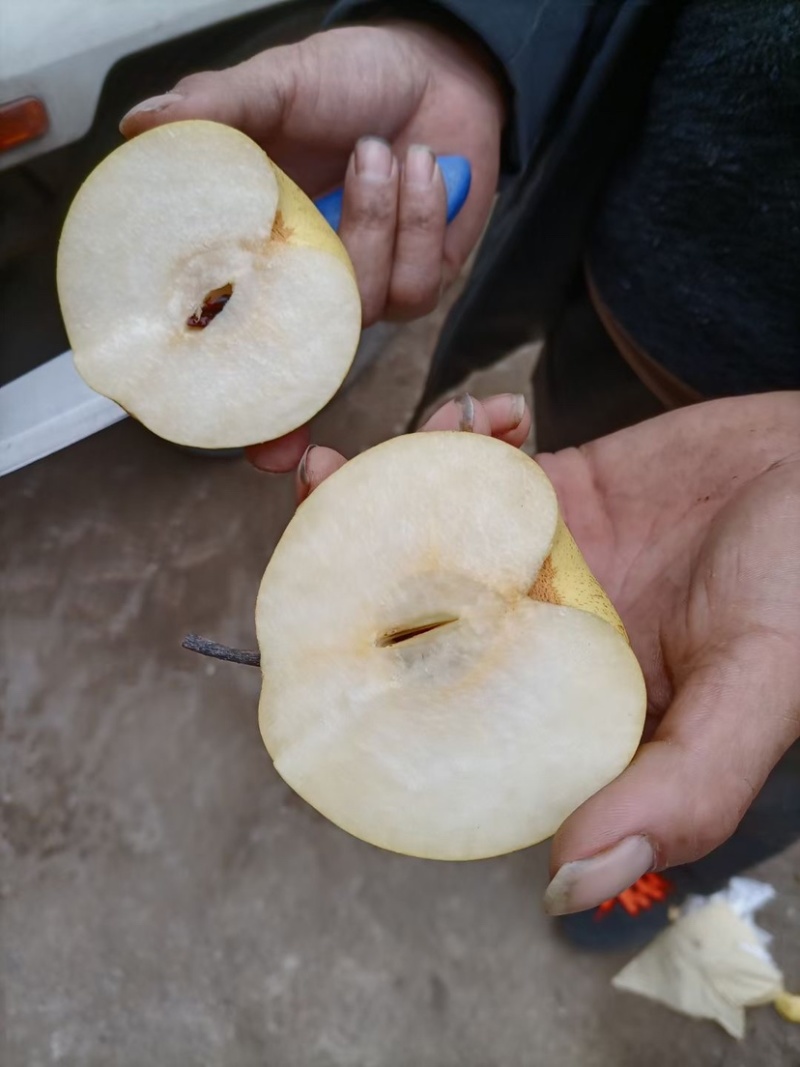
xmin=2 ymin=308 xmax=799 ymax=1066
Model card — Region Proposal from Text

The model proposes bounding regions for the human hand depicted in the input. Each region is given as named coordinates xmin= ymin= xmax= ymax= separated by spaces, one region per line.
xmin=120 ymin=23 xmax=504 ymax=328
xmin=538 ymin=391 xmax=800 ymax=913
xmin=294 ymin=391 xmax=531 ymax=500
xmin=120 ymin=23 xmax=504 ymax=474
xmin=298 ymin=390 xmax=800 ymax=913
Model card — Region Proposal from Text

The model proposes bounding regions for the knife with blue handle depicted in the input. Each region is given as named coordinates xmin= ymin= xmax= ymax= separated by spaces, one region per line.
xmin=313 ymin=154 xmax=472 ymax=231
xmin=0 ymin=155 xmax=472 ymax=477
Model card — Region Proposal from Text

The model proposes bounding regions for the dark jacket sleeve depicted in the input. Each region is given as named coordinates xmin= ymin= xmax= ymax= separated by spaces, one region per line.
xmin=326 ymin=2 xmax=800 ymax=404
xmin=326 ymin=1 xmax=648 ymax=175
xmin=325 ymin=1 xmax=679 ymax=408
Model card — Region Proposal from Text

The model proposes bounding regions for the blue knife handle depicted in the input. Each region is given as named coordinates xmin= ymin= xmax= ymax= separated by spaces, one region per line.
xmin=313 ymin=154 xmax=471 ymax=232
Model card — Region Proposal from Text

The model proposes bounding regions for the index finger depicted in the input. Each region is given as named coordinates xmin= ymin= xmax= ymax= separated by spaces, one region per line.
xmin=246 ymin=424 xmax=311 ymax=473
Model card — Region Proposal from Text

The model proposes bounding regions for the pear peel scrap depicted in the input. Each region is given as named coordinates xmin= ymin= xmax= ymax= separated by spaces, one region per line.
xmin=612 ymin=877 xmax=800 ymax=1039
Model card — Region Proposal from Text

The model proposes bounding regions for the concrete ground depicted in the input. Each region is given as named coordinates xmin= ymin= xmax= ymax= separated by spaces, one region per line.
xmin=2 ymin=300 xmax=799 ymax=1067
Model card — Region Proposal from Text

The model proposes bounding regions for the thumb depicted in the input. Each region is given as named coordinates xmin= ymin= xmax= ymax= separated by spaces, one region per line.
xmin=542 ymin=636 xmax=800 ymax=915
xmin=119 ymin=50 xmax=296 ymax=145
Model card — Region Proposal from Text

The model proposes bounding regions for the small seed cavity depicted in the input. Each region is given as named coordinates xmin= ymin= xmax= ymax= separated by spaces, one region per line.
xmin=187 ymin=282 xmax=233 ymax=329
xmin=377 ymin=618 xmax=458 ymax=648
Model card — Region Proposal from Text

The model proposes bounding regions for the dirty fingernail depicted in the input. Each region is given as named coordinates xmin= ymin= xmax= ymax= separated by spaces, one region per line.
xmin=355 ymin=137 xmax=394 ymax=180
xmin=121 ymin=92 xmax=184 ymax=122
xmin=298 ymin=444 xmax=317 ymax=487
xmin=509 ymin=393 xmax=526 ymax=427
xmin=457 ymin=393 xmax=475 ymax=432
xmin=405 ymin=144 xmax=436 ymax=185
xmin=543 ymin=835 xmax=655 ymax=916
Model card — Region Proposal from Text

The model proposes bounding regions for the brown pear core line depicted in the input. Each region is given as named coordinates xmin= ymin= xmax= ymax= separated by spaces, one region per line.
xmin=376 ymin=618 xmax=458 ymax=647
xmin=186 ymin=283 xmax=233 ymax=329
xmin=182 ymin=618 xmax=460 ymax=667
xmin=181 ymin=548 xmax=568 ymax=669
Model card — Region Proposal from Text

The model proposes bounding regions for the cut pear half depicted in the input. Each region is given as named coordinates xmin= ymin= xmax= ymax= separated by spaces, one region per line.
xmin=56 ymin=120 xmax=361 ymax=449
xmin=256 ymin=432 xmax=646 ymax=860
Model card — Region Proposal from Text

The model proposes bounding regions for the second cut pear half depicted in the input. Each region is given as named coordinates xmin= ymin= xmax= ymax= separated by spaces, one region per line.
xmin=256 ymin=432 xmax=646 ymax=860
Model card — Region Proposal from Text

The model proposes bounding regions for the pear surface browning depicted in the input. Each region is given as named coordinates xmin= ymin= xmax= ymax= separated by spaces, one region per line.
xmin=57 ymin=120 xmax=361 ymax=449
xmin=530 ymin=518 xmax=628 ymax=640
xmin=256 ymin=433 xmax=646 ymax=860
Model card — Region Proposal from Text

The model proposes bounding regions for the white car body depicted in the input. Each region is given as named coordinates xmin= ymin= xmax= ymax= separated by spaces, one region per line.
xmin=0 ymin=0 xmax=289 ymax=170
xmin=1 ymin=0 xmax=344 ymax=475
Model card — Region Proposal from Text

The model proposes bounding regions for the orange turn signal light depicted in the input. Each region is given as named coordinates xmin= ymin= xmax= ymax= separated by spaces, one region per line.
xmin=0 ymin=96 xmax=49 ymax=153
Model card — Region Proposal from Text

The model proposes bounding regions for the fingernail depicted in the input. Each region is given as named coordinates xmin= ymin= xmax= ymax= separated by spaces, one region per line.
xmin=404 ymin=144 xmax=436 ymax=185
xmin=121 ymin=92 xmax=183 ymax=122
xmin=509 ymin=393 xmax=526 ymax=427
xmin=298 ymin=444 xmax=316 ymax=487
xmin=543 ymin=835 xmax=655 ymax=916
xmin=456 ymin=393 xmax=475 ymax=432
xmin=355 ymin=137 xmax=394 ymax=180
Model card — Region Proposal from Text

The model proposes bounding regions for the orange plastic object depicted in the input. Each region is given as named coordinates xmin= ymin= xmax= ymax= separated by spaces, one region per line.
xmin=594 ymin=872 xmax=675 ymax=919
xmin=0 ymin=97 xmax=49 ymax=152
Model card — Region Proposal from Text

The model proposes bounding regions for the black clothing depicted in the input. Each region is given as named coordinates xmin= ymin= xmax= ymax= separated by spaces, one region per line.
xmin=329 ymin=1 xmax=800 ymax=414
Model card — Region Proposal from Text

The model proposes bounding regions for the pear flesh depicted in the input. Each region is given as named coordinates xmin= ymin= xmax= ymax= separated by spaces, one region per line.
xmin=257 ymin=432 xmax=646 ymax=860
xmin=56 ymin=120 xmax=361 ymax=449
xmin=58 ymin=124 xmax=645 ymax=860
